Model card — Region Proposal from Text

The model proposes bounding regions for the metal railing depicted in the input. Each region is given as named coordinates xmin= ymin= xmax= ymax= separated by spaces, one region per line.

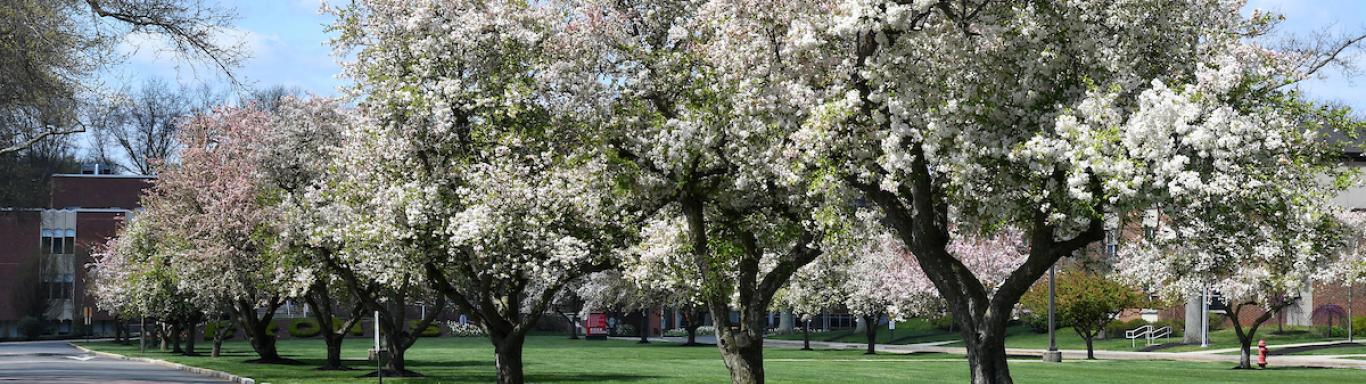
xmin=1126 ymin=324 xmax=1172 ymax=348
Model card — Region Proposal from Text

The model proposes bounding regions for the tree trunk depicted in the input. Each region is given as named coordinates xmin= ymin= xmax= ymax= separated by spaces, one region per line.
xmin=963 ymin=332 xmax=1012 ymax=384
xmin=863 ymin=314 xmax=878 ymax=355
xmin=159 ymin=323 xmax=169 ymax=351
xmin=492 ymin=332 xmax=526 ymax=384
xmin=211 ymin=328 xmax=224 ymax=358
xmin=384 ymin=333 xmax=409 ymax=374
xmin=1084 ymin=336 xmax=1094 ymax=360
xmin=1229 ymin=301 xmax=1280 ymax=370
xmin=639 ymin=309 xmax=650 ymax=344
xmin=304 ymin=281 xmax=358 ymax=370
xmin=717 ymin=330 xmax=765 ymax=384
xmin=183 ymin=320 xmax=197 ymax=355
xmin=802 ymin=319 xmax=811 ymax=351
xmin=170 ymin=322 xmax=184 ymax=354
xmin=247 ymin=321 xmax=282 ymax=362
xmin=681 ymin=309 xmax=703 ymax=346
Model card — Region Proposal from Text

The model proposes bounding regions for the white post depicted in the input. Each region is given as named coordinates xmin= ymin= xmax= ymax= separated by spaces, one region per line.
xmin=1348 ymin=281 xmax=1354 ymax=343
xmin=1201 ymin=287 xmax=1209 ymax=348
xmin=375 ymin=310 xmax=382 ymax=382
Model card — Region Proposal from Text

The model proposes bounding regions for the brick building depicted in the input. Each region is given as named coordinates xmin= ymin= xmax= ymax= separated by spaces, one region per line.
xmin=0 ymin=172 xmax=153 ymax=338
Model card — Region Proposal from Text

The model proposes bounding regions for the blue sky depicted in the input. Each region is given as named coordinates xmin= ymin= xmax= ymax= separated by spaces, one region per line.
xmin=106 ymin=0 xmax=345 ymax=98
xmin=108 ymin=0 xmax=1364 ymax=112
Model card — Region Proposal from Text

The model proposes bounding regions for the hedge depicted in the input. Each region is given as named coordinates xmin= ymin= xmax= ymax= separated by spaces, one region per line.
xmin=288 ymin=318 xmax=322 ymax=338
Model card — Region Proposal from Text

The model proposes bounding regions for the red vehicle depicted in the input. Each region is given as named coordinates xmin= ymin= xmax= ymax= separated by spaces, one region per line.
xmin=584 ymin=313 xmax=609 ymax=340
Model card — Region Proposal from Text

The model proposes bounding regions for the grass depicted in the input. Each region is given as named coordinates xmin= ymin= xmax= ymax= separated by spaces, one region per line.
xmin=766 ymin=319 xmax=963 ymax=345
xmin=78 ymin=336 xmax=1366 ymax=383
xmin=1264 ymin=342 xmax=1366 ymax=356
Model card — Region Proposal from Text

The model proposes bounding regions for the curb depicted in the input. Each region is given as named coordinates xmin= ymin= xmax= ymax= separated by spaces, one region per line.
xmin=69 ymin=343 xmax=257 ymax=384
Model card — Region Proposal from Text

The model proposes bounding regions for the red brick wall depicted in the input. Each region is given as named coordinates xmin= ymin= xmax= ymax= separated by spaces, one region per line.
xmin=1309 ymin=283 xmax=1364 ymax=327
xmin=0 ymin=211 xmax=41 ymax=321
xmin=76 ymin=212 xmax=129 ymax=321
xmin=50 ymin=176 xmax=152 ymax=209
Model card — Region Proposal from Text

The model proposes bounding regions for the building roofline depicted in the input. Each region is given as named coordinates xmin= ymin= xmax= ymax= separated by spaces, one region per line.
xmin=51 ymin=173 xmax=156 ymax=179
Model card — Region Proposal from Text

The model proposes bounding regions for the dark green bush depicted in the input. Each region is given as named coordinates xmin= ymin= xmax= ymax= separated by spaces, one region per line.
xmin=409 ymin=320 xmax=442 ymax=337
xmin=1207 ymin=313 xmax=1225 ymax=331
xmin=1152 ymin=319 xmax=1184 ymax=337
xmin=930 ymin=314 xmax=954 ymax=331
xmin=17 ymin=316 xmax=45 ymax=340
xmin=1103 ymin=318 xmax=1148 ymax=339
xmin=288 ymin=319 xmax=322 ymax=338
xmin=1021 ymin=313 xmax=1048 ymax=333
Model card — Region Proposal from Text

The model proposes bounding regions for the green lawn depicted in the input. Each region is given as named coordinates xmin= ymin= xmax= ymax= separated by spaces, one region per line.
xmin=1261 ymin=342 xmax=1366 ymax=356
xmin=767 ymin=319 xmax=963 ymax=345
xmin=78 ymin=336 xmax=1366 ymax=383
xmin=961 ymin=325 xmax=1346 ymax=354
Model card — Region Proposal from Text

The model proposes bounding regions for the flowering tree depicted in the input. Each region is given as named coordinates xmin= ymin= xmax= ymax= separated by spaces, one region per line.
xmin=545 ymin=2 xmax=855 ymax=381
xmin=749 ymin=2 xmax=1366 ymax=382
xmin=145 ymin=105 xmax=302 ymax=364
xmin=579 ymin=217 xmax=709 ymax=345
xmin=258 ymin=96 xmax=368 ymax=371
xmin=89 ymin=217 xmax=206 ymax=355
xmin=1119 ymin=199 xmax=1349 ymax=369
xmin=324 ymin=2 xmax=634 ymax=382
xmin=1331 ymin=211 xmax=1366 ymax=340
xmin=1021 ymin=270 xmax=1145 ymax=360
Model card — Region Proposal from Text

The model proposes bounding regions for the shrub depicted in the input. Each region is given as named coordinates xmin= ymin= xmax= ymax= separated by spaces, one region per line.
xmin=1317 ymin=326 xmax=1347 ymax=338
xmin=17 ymin=316 xmax=45 ymax=340
xmin=695 ymin=325 xmax=716 ymax=336
xmin=616 ymin=323 xmax=637 ymax=337
xmin=203 ymin=321 xmax=236 ymax=341
xmin=288 ymin=319 xmax=322 ymax=338
xmin=1020 ymin=313 xmax=1048 ymax=333
xmin=1152 ymin=319 xmax=1184 ymax=337
xmin=409 ymin=320 xmax=441 ymax=337
xmin=931 ymin=315 xmax=954 ymax=331
xmin=1353 ymin=316 xmax=1366 ymax=336
xmin=1103 ymin=318 xmax=1148 ymax=339
xmin=444 ymin=321 xmax=484 ymax=337
xmin=1208 ymin=313 xmax=1225 ymax=331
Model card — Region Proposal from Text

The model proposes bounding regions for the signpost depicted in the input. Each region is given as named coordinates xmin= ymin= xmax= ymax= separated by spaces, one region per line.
xmin=83 ymin=307 xmax=92 ymax=343
xmin=584 ymin=313 xmax=608 ymax=340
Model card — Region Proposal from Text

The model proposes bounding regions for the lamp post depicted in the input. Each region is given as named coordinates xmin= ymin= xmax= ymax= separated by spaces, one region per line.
xmin=1201 ymin=287 xmax=1209 ymax=348
xmin=375 ymin=310 xmax=382 ymax=383
xmin=1043 ymin=264 xmax=1062 ymax=362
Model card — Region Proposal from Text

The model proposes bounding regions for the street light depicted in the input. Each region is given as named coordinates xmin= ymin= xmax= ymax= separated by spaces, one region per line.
xmin=1201 ymin=287 xmax=1209 ymax=348
xmin=1043 ymin=264 xmax=1062 ymax=362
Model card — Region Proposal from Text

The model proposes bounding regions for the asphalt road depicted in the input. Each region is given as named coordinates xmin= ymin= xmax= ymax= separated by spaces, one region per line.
xmin=0 ymin=340 xmax=229 ymax=383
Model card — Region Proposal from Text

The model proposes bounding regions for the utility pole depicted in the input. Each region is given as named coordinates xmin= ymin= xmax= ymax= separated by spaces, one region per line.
xmin=1043 ymin=265 xmax=1062 ymax=362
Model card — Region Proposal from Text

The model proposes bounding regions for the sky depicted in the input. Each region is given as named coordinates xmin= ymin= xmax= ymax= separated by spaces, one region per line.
xmin=105 ymin=0 xmax=346 ymax=98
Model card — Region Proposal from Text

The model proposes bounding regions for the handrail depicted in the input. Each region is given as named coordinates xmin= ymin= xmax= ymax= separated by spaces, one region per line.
xmin=1126 ymin=325 xmax=1153 ymax=348
xmin=1149 ymin=326 xmax=1171 ymax=345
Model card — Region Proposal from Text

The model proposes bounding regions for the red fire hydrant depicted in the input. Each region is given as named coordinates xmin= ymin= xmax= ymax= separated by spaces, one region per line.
xmin=1257 ymin=339 xmax=1268 ymax=368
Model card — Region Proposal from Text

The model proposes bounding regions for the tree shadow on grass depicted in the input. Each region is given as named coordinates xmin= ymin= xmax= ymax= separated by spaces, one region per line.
xmin=414 ymin=372 xmax=663 ymax=383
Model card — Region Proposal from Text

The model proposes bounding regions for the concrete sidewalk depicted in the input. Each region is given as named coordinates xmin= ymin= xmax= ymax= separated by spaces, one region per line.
xmin=643 ymin=336 xmax=1366 ymax=370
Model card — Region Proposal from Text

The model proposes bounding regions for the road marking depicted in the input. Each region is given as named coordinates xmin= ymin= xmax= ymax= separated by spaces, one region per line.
xmin=64 ymin=355 xmax=96 ymax=361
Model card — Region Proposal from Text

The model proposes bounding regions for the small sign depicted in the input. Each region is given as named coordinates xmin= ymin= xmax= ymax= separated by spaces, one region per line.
xmin=584 ymin=313 xmax=608 ymax=340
